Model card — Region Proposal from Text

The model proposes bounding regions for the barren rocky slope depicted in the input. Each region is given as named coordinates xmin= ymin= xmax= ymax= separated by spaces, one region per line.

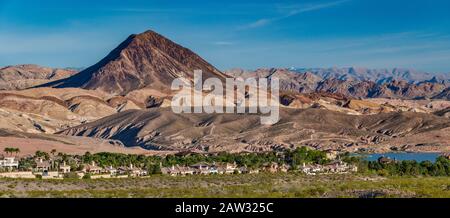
xmin=0 ymin=64 xmax=77 ymax=90
xmin=432 ymin=87 xmax=450 ymax=100
xmin=0 ymin=88 xmax=144 ymax=133
xmin=435 ymin=107 xmax=450 ymax=118
xmin=1 ymin=85 xmax=446 ymax=135
xmin=58 ymin=107 xmax=450 ymax=153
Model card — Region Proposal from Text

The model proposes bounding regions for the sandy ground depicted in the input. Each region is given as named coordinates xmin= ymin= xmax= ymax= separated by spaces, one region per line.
xmin=0 ymin=136 xmax=175 ymax=157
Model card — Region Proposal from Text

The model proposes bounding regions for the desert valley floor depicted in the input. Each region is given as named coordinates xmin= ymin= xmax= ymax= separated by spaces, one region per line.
xmin=1 ymin=174 xmax=449 ymax=198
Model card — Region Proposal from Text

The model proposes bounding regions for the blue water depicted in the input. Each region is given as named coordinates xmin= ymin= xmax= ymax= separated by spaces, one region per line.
xmin=362 ymin=153 xmax=441 ymax=163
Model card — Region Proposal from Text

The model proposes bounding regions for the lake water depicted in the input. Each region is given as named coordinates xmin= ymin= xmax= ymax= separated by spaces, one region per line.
xmin=361 ymin=153 xmax=441 ymax=163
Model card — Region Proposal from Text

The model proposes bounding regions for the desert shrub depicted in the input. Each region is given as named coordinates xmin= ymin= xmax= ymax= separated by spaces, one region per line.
xmin=64 ymin=172 xmax=80 ymax=179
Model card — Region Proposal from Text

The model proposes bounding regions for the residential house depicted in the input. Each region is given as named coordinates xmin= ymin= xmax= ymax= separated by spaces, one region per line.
xmin=34 ymin=158 xmax=50 ymax=173
xmin=178 ymin=166 xmax=194 ymax=176
xmin=208 ymin=165 xmax=219 ymax=174
xmin=300 ymin=163 xmax=323 ymax=175
xmin=105 ymin=166 xmax=117 ymax=176
xmin=279 ymin=164 xmax=290 ymax=173
xmin=263 ymin=162 xmax=280 ymax=173
xmin=127 ymin=163 xmax=147 ymax=177
xmin=191 ymin=163 xmax=211 ymax=175
xmin=261 ymin=162 xmax=290 ymax=173
xmin=116 ymin=166 xmax=129 ymax=175
xmin=59 ymin=161 xmax=71 ymax=173
xmin=0 ymin=156 xmax=19 ymax=169
xmin=217 ymin=162 xmax=237 ymax=174
xmin=161 ymin=165 xmax=194 ymax=176
xmin=82 ymin=161 xmax=102 ymax=174
xmin=160 ymin=166 xmax=177 ymax=176
xmin=300 ymin=161 xmax=357 ymax=175
xmin=323 ymin=161 xmax=356 ymax=173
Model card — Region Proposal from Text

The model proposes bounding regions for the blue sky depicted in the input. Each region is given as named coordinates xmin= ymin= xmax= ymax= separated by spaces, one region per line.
xmin=1 ymin=0 xmax=450 ymax=72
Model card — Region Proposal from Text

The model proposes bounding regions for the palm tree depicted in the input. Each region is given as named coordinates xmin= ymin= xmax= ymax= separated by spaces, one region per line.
xmin=13 ymin=148 xmax=20 ymax=157
xmin=51 ymin=149 xmax=57 ymax=157
xmin=3 ymin=147 xmax=12 ymax=156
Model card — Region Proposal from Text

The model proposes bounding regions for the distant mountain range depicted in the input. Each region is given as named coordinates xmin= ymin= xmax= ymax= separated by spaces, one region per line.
xmin=290 ymin=67 xmax=450 ymax=84
xmin=225 ymin=68 xmax=450 ymax=100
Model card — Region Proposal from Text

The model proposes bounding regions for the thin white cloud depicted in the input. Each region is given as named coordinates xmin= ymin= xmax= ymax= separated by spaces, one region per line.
xmin=286 ymin=0 xmax=350 ymax=15
xmin=246 ymin=19 xmax=272 ymax=29
xmin=105 ymin=8 xmax=193 ymax=13
xmin=241 ymin=0 xmax=350 ymax=29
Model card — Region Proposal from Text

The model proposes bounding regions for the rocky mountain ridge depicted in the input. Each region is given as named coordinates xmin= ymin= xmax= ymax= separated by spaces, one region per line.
xmin=226 ymin=68 xmax=450 ymax=100
xmin=0 ymin=64 xmax=77 ymax=90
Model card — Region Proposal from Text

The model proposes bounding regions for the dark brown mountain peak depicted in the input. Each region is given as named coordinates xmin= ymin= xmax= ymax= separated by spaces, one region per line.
xmin=38 ymin=29 xmax=227 ymax=94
